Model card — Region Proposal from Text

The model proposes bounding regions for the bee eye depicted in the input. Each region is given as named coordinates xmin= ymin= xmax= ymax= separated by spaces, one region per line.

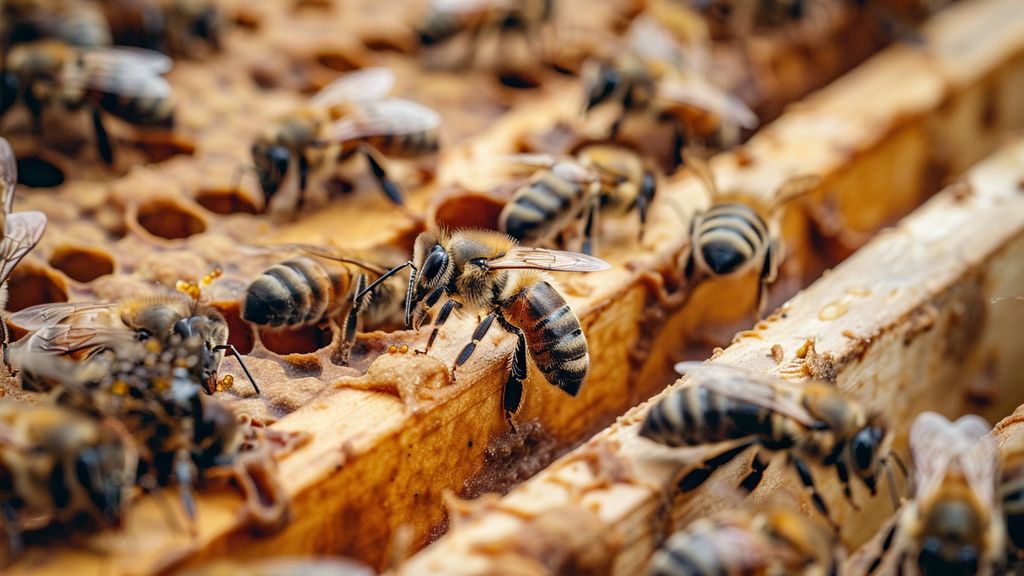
xmin=421 ymin=245 xmax=449 ymax=284
xmin=172 ymin=318 xmax=193 ymax=340
xmin=136 ymin=329 xmax=152 ymax=341
xmin=268 ymin=146 xmax=290 ymax=175
xmin=585 ymin=64 xmax=619 ymax=111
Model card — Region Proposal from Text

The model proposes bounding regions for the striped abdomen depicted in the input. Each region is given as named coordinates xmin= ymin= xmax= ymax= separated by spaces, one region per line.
xmin=1001 ymin=455 xmax=1024 ymax=550
xmin=96 ymin=91 xmax=175 ymax=128
xmin=693 ymin=203 xmax=768 ymax=276
xmin=649 ymin=521 xmax=762 ymax=576
xmin=361 ymin=128 xmax=439 ymax=158
xmin=639 ymin=385 xmax=800 ymax=448
xmin=499 ymin=172 xmax=586 ymax=245
xmin=242 ymin=257 xmax=351 ymax=328
xmin=504 ymin=279 xmax=588 ymax=397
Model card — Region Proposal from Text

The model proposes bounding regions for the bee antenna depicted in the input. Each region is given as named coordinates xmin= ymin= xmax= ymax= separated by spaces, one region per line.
xmin=883 ymin=450 xmax=911 ymax=511
xmin=212 ymin=344 xmax=259 ymax=395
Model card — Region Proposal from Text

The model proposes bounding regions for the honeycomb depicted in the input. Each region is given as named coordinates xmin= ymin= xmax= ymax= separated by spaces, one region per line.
xmin=0 ymin=0 xmax=975 ymax=573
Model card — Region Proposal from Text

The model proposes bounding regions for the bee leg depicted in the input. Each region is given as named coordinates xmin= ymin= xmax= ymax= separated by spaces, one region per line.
xmin=361 ymin=145 xmax=403 ymax=206
xmin=412 ymin=285 xmax=447 ymax=340
xmin=737 ymin=449 xmax=770 ymax=493
xmin=678 ymin=442 xmax=756 ymax=492
xmin=498 ymin=316 xmax=528 ymax=428
xmin=174 ymin=452 xmax=198 ymax=532
xmin=581 ymin=196 xmax=600 ymax=256
xmin=90 ymin=108 xmax=114 ymax=165
xmin=636 ymin=173 xmax=655 ymax=243
xmin=1 ymin=501 xmax=23 ymax=558
xmin=834 ymin=457 xmax=860 ymax=510
xmin=419 ymin=298 xmax=461 ymax=355
xmin=755 ymin=240 xmax=776 ymax=320
xmin=790 ymin=455 xmax=837 ymax=530
xmin=451 ymin=313 xmax=496 ymax=383
xmin=296 ymin=153 xmax=310 ymax=215
xmin=865 ymin=518 xmax=899 ymax=575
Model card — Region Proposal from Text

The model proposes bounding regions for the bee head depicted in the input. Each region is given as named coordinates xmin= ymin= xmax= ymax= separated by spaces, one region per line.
xmin=582 ymin=60 xmax=621 ymax=113
xmin=173 ymin=313 xmax=229 ymax=393
xmin=251 ymin=142 xmax=291 ymax=201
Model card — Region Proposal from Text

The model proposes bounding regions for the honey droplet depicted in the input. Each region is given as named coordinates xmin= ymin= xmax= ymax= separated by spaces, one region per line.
xmin=819 ymin=301 xmax=848 ymax=321
xmin=399 ymin=344 xmax=409 ymax=354
xmin=388 ymin=345 xmax=398 ymax=354
xmin=217 ymin=374 xmax=234 ymax=392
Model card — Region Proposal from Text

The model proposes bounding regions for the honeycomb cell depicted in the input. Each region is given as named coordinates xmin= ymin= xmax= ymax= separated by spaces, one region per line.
xmin=48 ymin=246 xmax=115 ymax=283
xmin=133 ymin=134 xmax=197 ymax=162
xmin=6 ymin=266 xmax=68 ymax=311
xmin=431 ymin=190 xmax=505 ymax=231
xmin=259 ymin=325 xmax=333 ymax=355
xmin=135 ymin=200 xmax=208 ymax=240
xmin=15 ymin=155 xmax=65 ymax=188
xmin=196 ymin=188 xmax=261 ymax=215
xmin=315 ymin=50 xmax=362 ymax=73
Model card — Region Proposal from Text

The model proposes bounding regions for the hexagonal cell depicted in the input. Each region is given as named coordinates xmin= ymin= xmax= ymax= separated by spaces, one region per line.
xmin=48 ymin=246 xmax=116 ymax=283
xmin=259 ymin=325 xmax=333 ymax=356
xmin=211 ymin=301 xmax=256 ymax=355
xmin=431 ymin=188 xmax=506 ymax=231
xmin=15 ymin=155 xmax=65 ymax=188
xmin=195 ymin=188 xmax=261 ymax=215
xmin=6 ymin=265 xmax=68 ymax=311
xmin=135 ymin=200 xmax=208 ymax=240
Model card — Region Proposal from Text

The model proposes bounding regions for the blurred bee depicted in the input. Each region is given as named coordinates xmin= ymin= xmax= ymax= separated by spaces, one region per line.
xmin=0 ymin=138 xmax=48 ymax=369
xmin=581 ymin=14 xmax=757 ymax=165
xmin=416 ymin=0 xmax=553 ymax=67
xmin=683 ymin=153 xmax=819 ymax=318
xmin=867 ymin=412 xmax=1003 ymax=576
xmin=498 ymin=144 xmax=657 ymax=255
xmin=648 ymin=506 xmax=840 ymax=576
xmin=250 ymin=67 xmax=440 ymax=216
xmin=1 ymin=0 xmax=112 ymax=49
xmin=640 ymin=362 xmax=904 ymax=525
xmin=356 ymin=228 xmax=610 ymax=424
xmin=8 ymin=280 xmax=258 ymax=396
xmin=103 ymin=0 xmax=223 ymax=57
xmin=0 ymin=400 xmax=137 ymax=556
xmin=1 ymin=40 xmax=175 ymax=164
xmin=242 ymin=245 xmax=403 ymax=362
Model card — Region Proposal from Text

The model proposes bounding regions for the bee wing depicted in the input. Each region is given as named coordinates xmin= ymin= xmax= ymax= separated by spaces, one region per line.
xmin=910 ymin=412 xmax=994 ymax=503
xmin=309 ymin=67 xmax=395 ymax=109
xmin=500 ymin=154 xmax=601 ymax=184
xmin=485 ymin=246 xmax=611 ymax=272
xmin=9 ymin=301 xmax=122 ymax=331
xmin=0 ymin=138 xmax=15 ymax=214
xmin=0 ymin=211 xmax=46 ymax=285
xmin=673 ymin=361 xmax=822 ymax=428
xmin=324 ymin=99 xmax=441 ymax=143
xmin=657 ymin=78 xmax=759 ymax=130
xmin=76 ymin=47 xmax=173 ymax=98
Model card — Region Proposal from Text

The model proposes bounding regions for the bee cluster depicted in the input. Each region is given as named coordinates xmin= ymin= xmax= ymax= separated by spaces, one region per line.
xmin=0 ymin=0 xmax=1011 ymax=574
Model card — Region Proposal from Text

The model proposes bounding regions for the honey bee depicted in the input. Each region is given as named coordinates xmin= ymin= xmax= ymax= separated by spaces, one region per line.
xmin=1 ymin=0 xmax=112 ymax=49
xmin=250 ymin=67 xmax=440 ymax=216
xmin=103 ymin=0 xmax=223 ymax=57
xmin=242 ymin=245 xmax=403 ymax=362
xmin=0 ymin=400 xmax=137 ymax=556
xmin=640 ymin=362 xmax=904 ymax=525
xmin=1 ymin=40 xmax=175 ymax=164
xmin=581 ymin=14 xmax=757 ymax=164
xmin=357 ymin=228 xmax=609 ymax=423
xmin=648 ymin=506 xmax=840 ymax=576
xmin=416 ymin=0 xmax=553 ymax=67
xmin=867 ymin=412 xmax=1004 ymax=575
xmin=8 ymin=290 xmax=258 ymax=396
xmin=498 ymin=144 xmax=657 ymax=255
xmin=683 ymin=152 xmax=820 ymax=318
xmin=0 ymin=138 xmax=48 ymax=369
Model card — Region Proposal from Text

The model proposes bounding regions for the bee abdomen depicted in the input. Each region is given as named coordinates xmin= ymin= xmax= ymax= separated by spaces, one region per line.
xmin=507 ymin=281 xmax=588 ymax=396
xmin=639 ymin=385 xmax=777 ymax=447
xmin=695 ymin=204 xmax=767 ymax=276
xmin=417 ymin=11 xmax=462 ymax=45
xmin=1001 ymin=464 xmax=1024 ymax=549
xmin=648 ymin=528 xmax=728 ymax=576
xmin=500 ymin=175 xmax=584 ymax=243
xmin=242 ymin=257 xmax=335 ymax=328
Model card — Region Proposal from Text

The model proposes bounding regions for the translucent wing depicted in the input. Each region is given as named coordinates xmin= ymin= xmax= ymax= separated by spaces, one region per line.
xmin=500 ymin=154 xmax=603 ymax=184
xmin=673 ymin=361 xmax=821 ymax=428
xmin=0 ymin=211 xmax=46 ymax=284
xmin=485 ymin=246 xmax=611 ymax=272
xmin=10 ymin=301 xmax=121 ymax=331
xmin=324 ymin=99 xmax=441 ymax=143
xmin=77 ymin=47 xmax=173 ymax=98
xmin=0 ymin=137 xmax=15 ymax=214
xmin=910 ymin=412 xmax=995 ymax=504
xmin=309 ymin=67 xmax=395 ymax=109
xmin=658 ymin=78 xmax=759 ymax=130
xmin=292 ymin=244 xmax=391 ymax=276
